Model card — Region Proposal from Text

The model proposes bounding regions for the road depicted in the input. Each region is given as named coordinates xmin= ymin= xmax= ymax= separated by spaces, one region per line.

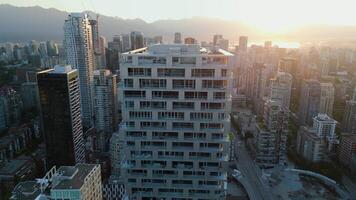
xmin=233 ymin=135 xmax=274 ymax=200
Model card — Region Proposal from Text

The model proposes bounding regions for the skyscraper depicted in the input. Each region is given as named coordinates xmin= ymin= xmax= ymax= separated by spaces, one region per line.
xmin=298 ymin=80 xmax=321 ymax=125
xmin=99 ymin=36 xmax=107 ymax=66
xmin=109 ymin=35 xmax=122 ymax=52
xmin=270 ymin=72 xmax=292 ymax=109
xmin=89 ymin=18 xmax=106 ymax=69
xmin=342 ymin=87 xmax=356 ymax=133
xmin=255 ymin=99 xmax=288 ymax=167
xmin=319 ymin=82 xmax=334 ymax=116
xmin=93 ymin=69 xmax=118 ymax=151
xmin=37 ymin=65 xmax=85 ymax=167
xmin=64 ymin=13 xmax=95 ymax=128
xmin=174 ymin=32 xmax=182 ymax=44
xmin=238 ymin=36 xmax=248 ymax=52
xmin=89 ymin=18 xmax=100 ymax=55
xmin=130 ymin=31 xmax=144 ymax=50
xmin=0 ymin=86 xmax=22 ymax=129
xmin=117 ymin=44 xmax=233 ymax=199
xmin=213 ymin=34 xmax=223 ymax=46
xmin=121 ymin=34 xmax=131 ymax=52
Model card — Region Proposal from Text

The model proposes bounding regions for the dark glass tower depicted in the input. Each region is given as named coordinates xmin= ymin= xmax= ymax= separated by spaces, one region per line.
xmin=37 ymin=65 xmax=85 ymax=168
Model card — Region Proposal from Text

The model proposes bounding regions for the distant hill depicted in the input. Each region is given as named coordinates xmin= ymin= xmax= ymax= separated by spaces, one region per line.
xmin=1 ymin=4 xmax=356 ymax=44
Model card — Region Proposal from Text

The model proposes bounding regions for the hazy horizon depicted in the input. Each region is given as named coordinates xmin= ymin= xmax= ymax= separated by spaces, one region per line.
xmin=1 ymin=0 xmax=356 ymax=34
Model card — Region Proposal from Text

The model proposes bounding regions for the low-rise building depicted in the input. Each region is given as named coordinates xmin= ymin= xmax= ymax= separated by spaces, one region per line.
xmin=10 ymin=163 xmax=103 ymax=200
xmin=0 ymin=157 xmax=36 ymax=193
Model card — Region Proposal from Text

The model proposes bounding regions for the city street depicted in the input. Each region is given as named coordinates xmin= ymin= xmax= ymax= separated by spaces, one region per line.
xmin=232 ymin=131 xmax=274 ymax=200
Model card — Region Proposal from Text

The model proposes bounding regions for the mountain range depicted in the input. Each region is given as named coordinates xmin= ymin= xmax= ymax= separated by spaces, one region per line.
xmin=1 ymin=4 xmax=356 ymax=45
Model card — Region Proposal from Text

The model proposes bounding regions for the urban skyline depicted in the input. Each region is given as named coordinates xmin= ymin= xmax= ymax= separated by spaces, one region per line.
xmin=1 ymin=2 xmax=356 ymax=200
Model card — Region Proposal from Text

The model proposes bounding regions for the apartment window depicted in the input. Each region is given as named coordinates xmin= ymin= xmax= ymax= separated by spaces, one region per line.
xmin=184 ymin=91 xmax=208 ymax=99
xmin=129 ymin=111 xmax=152 ymax=119
xmin=158 ymin=112 xmax=184 ymax=120
xmin=132 ymin=188 xmax=153 ymax=194
xmin=202 ymin=80 xmax=227 ymax=89
xmin=199 ymin=143 xmax=221 ymax=150
xmin=157 ymin=68 xmax=185 ymax=77
xmin=140 ymin=121 xmax=166 ymax=128
xmin=190 ymin=112 xmax=213 ymax=120
xmin=221 ymin=69 xmax=227 ymax=77
xmin=127 ymin=141 xmax=135 ymax=146
xmin=201 ymin=102 xmax=225 ymax=110
xmin=139 ymin=79 xmax=166 ymax=88
xmin=172 ymin=79 xmax=195 ymax=89
xmin=200 ymin=123 xmax=224 ymax=130
xmin=141 ymin=141 xmax=167 ymax=148
xmin=173 ymin=102 xmax=194 ymax=109
xmin=184 ymin=132 xmax=206 ymax=139
xmin=126 ymin=131 xmax=147 ymax=137
xmin=172 ymin=180 xmax=193 ymax=185
xmin=203 ymin=56 xmax=227 ymax=65
xmin=124 ymin=79 xmax=133 ymax=87
xmin=213 ymin=92 xmax=225 ymax=99
xmin=191 ymin=69 xmax=215 ymax=77
xmin=152 ymin=91 xmax=179 ymax=99
xmin=138 ymin=56 xmax=166 ymax=65
xmin=158 ymin=151 xmax=184 ymax=157
xmin=124 ymin=56 xmax=132 ymax=63
xmin=124 ymin=90 xmax=145 ymax=98
xmin=140 ymin=101 xmax=166 ymax=109
xmin=218 ymin=113 xmax=226 ymax=119
xmin=172 ymin=57 xmax=196 ymax=65
xmin=125 ymin=101 xmax=134 ymax=108
xmin=152 ymin=132 xmax=178 ymax=139
xmin=189 ymin=152 xmax=210 ymax=158
xmin=153 ymin=170 xmax=177 ymax=176
xmin=128 ymin=68 xmax=151 ymax=76
xmin=181 ymin=57 xmax=196 ymax=64
xmin=172 ymin=122 xmax=194 ymax=129
xmin=125 ymin=121 xmax=135 ymax=127
xmin=212 ymin=133 xmax=223 ymax=139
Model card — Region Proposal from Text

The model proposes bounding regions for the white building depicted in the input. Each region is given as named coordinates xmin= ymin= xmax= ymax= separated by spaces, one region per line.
xmin=64 ymin=13 xmax=95 ymax=128
xmin=269 ymin=71 xmax=292 ymax=109
xmin=11 ymin=164 xmax=103 ymax=200
xmin=51 ymin=164 xmax=102 ymax=200
xmin=297 ymin=114 xmax=337 ymax=162
xmin=312 ymin=113 xmax=337 ymax=141
xmin=117 ymin=44 xmax=233 ymax=199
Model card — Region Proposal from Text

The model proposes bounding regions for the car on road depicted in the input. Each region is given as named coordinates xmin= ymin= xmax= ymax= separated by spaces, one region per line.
xmin=232 ymin=169 xmax=242 ymax=179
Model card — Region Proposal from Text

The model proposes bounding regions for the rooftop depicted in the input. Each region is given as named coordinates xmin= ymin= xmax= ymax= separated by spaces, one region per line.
xmin=51 ymin=65 xmax=74 ymax=74
xmin=123 ymin=44 xmax=233 ymax=56
xmin=93 ymin=69 xmax=111 ymax=76
xmin=52 ymin=164 xmax=98 ymax=190
xmin=37 ymin=65 xmax=77 ymax=76
xmin=10 ymin=181 xmax=46 ymax=200
xmin=313 ymin=113 xmax=336 ymax=123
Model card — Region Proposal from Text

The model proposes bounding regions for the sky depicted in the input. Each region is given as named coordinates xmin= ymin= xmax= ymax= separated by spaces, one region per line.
xmin=1 ymin=0 xmax=356 ymax=33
